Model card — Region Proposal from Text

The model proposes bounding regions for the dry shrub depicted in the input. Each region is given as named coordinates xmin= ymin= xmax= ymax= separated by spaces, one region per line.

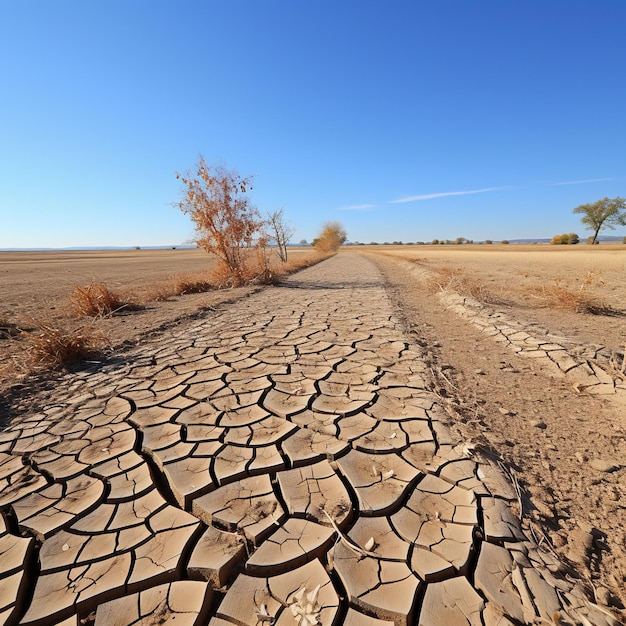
xmin=210 ymin=250 xmax=330 ymax=288
xmin=138 ymin=284 xmax=177 ymax=303
xmin=526 ymin=270 xmax=621 ymax=316
xmin=211 ymin=259 xmax=249 ymax=288
xmin=525 ymin=283 xmax=617 ymax=315
xmin=70 ymin=282 xmax=136 ymax=317
xmin=209 ymin=246 xmax=274 ymax=288
xmin=22 ymin=321 xmax=106 ymax=370
xmin=172 ymin=273 xmax=214 ymax=295
xmin=248 ymin=244 xmax=279 ymax=285
xmin=428 ymin=266 xmax=496 ymax=304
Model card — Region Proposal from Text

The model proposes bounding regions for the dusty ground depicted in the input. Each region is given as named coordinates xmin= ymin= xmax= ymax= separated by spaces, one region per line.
xmin=361 ymin=246 xmax=625 ymax=614
xmin=1 ymin=246 xmax=625 ymax=620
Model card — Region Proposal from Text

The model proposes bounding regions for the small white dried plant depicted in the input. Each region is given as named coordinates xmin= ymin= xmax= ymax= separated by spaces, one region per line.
xmin=289 ymin=584 xmax=322 ymax=625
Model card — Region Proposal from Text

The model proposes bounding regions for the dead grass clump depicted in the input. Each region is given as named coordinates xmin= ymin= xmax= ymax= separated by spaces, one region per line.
xmin=428 ymin=266 xmax=496 ymax=304
xmin=70 ymin=282 xmax=136 ymax=317
xmin=211 ymin=260 xmax=249 ymax=288
xmin=210 ymin=251 xmax=330 ymax=288
xmin=209 ymin=248 xmax=276 ymax=288
xmin=526 ymin=283 xmax=618 ymax=315
xmin=526 ymin=270 xmax=621 ymax=316
xmin=172 ymin=273 xmax=215 ymax=295
xmin=139 ymin=284 xmax=177 ymax=302
xmin=22 ymin=321 xmax=106 ymax=370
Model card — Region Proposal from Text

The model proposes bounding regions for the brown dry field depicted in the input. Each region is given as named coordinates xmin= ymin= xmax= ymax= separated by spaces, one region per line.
xmin=0 ymin=248 xmax=225 ymax=318
xmin=353 ymin=244 xmax=626 ymax=356
xmin=0 ymin=247 xmax=314 ymax=387
xmin=1 ymin=244 xmax=626 ymax=613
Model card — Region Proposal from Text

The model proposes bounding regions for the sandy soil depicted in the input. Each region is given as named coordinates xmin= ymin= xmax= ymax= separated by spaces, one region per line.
xmin=1 ymin=245 xmax=625 ymax=616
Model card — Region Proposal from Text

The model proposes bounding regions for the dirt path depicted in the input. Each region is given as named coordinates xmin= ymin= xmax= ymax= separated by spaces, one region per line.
xmin=0 ymin=254 xmax=619 ymax=625
xmin=368 ymin=252 xmax=626 ymax=617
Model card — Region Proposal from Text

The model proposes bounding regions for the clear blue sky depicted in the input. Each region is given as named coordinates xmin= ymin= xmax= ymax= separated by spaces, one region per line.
xmin=1 ymin=1 xmax=625 ymax=247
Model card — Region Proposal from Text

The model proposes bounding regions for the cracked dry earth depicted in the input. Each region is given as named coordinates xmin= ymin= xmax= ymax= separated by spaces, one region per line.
xmin=0 ymin=255 xmax=620 ymax=626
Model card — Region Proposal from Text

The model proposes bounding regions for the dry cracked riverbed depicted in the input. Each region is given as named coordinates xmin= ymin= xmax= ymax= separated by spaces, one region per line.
xmin=0 ymin=255 xmax=620 ymax=625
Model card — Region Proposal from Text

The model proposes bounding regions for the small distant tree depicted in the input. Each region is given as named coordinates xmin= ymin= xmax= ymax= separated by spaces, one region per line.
xmin=501 ymin=240 xmax=509 ymax=244
xmin=573 ymin=196 xmax=626 ymax=245
xmin=312 ymin=221 xmax=347 ymax=252
xmin=551 ymin=233 xmax=578 ymax=244
xmin=175 ymin=157 xmax=263 ymax=283
xmin=299 ymin=239 xmax=308 ymax=245
xmin=551 ymin=233 xmax=568 ymax=244
xmin=266 ymin=208 xmax=294 ymax=262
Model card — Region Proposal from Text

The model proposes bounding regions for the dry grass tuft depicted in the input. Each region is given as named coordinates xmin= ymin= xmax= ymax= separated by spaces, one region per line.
xmin=70 ymin=282 xmax=137 ymax=318
xmin=526 ymin=283 xmax=618 ymax=315
xmin=525 ymin=271 xmax=621 ymax=316
xmin=172 ymin=273 xmax=214 ymax=295
xmin=211 ymin=260 xmax=249 ymax=288
xmin=139 ymin=286 xmax=175 ymax=302
xmin=427 ymin=265 xmax=497 ymax=304
xmin=22 ymin=321 xmax=106 ymax=370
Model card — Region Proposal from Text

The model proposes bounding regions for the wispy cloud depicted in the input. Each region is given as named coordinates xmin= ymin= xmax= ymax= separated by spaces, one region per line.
xmin=389 ymin=186 xmax=510 ymax=203
xmin=551 ymin=177 xmax=616 ymax=186
xmin=337 ymin=203 xmax=377 ymax=211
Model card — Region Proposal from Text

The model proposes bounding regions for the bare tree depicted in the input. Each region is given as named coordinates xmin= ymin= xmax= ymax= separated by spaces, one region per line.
xmin=266 ymin=208 xmax=294 ymax=262
xmin=175 ymin=156 xmax=263 ymax=282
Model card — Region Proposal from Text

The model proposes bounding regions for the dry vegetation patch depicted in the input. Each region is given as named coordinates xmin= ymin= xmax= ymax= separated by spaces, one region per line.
xmin=525 ymin=282 xmax=620 ymax=316
xmin=70 ymin=282 xmax=140 ymax=317
xmin=21 ymin=320 xmax=107 ymax=370
xmin=423 ymin=264 xmax=502 ymax=305
xmin=521 ymin=269 xmax=622 ymax=317
xmin=171 ymin=273 xmax=215 ymax=295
